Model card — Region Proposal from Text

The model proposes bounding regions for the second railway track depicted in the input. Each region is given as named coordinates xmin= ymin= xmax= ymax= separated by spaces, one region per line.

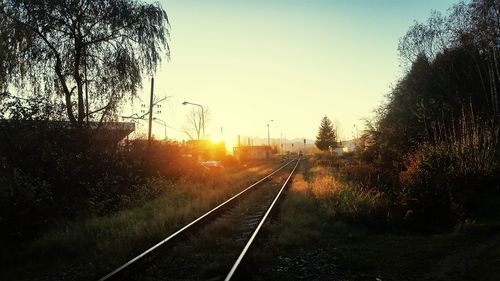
xmin=99 ymin=158 xmax=301 ymax=281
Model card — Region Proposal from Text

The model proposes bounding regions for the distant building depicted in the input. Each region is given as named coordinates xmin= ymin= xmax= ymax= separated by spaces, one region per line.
xmin=233 ymin=145 xmax=273 ymax=161
xmin=334 ymin=139 xmax=357 ymax=156
xmin=342 ymin=139 xmax=357 ymax=152
xmin=185 ymin=140 xmax=226 ymax=161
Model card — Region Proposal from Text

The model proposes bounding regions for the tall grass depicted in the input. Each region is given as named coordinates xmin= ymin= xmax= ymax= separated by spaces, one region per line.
xmin=399 ymin=106 xmax=499 ymax=227
xmin=2 ymin=162 xmax=277 ymax=280
xmin=430 ymin=105 xmax=498 ymax=176
xmin=285 ymin=160 xmax=385 ymax=230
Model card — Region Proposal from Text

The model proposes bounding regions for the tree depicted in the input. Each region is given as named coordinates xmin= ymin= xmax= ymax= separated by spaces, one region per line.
xmin=0 ymin=0 xmax=170 ymax=128
xmin=315 ymin=116 xmax=336 ymax=151
xmin=183 ymin=107 xmax=209 ymax=140
xmin=398 ymin=0 xmax=500 ymax=114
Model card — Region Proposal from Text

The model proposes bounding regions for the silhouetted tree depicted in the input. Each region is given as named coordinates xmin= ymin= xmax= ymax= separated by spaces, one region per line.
xmin=398 ymin=0 xmax=500 ymax=114
xmin=315 ymin=116 xmax=336 ymax=151
xmin=359 ymin=0 xmax=500 ymax=227
xmin=183 ymin=107 xmax=209 ymax=140
xmin=0 ymin=0 xmax=170 ymax=128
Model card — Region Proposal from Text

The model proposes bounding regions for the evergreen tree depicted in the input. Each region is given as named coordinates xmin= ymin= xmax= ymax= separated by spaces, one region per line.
xmin=315 ymin=116 xmax=337 ymax=151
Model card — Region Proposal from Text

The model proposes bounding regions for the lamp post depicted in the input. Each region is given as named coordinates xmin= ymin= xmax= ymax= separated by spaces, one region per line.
xmin=182 ymin=101 xmax=205 ymax=140
xmin=153 ymin=118 xmax=167 ymax=140
xmin=267 ymin=120 xmax=274 ymax=146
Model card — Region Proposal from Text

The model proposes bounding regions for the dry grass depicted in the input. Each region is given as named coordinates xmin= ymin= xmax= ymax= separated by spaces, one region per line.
xmin=254 ymin=157 xmax=500 ymax=281
xmin=430 ymin=106 xmax=499 ymax=177
xmin=3 ymin=161 xmax=280 ymax=281
xmin=288 ymin=158 xmax=384 ymax=227
xmin=310 ymin=170 xmax=343 ymax=197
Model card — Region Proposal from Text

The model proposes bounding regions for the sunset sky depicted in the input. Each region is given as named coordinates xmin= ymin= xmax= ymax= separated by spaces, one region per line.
xmin=131 ymin=0 xmax=457 ymax=146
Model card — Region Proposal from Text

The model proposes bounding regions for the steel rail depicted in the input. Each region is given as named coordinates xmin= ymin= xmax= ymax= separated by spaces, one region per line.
xmin=98 ymin=159 xmax=297 ymax=281
xmin=224 ymin=158 xmax=301 ymax=281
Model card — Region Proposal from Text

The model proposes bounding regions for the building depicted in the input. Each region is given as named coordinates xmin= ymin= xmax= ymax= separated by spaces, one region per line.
xmin=233 ymin=145 xmax=273 ymax=161
xmin=185 ymin=140 xmax=226 ymax=161
xmin=0 ymin=120 xmax=135 ymax=149
xmin=334 ymin=139 xmax=358 ymax=156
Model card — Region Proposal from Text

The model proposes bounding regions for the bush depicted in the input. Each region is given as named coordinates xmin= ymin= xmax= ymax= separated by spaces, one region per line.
xmin=307 ymin=163 xmax=388 ymax=230
xmin=0 ymin=171 xmax=53 ymax=241
xmin=0 ymin=131 xmax=223 ymax=242
xmin=399 ymin=144 xmax=461 ymax=228
xmin=399 ymin=111 xmax=499 ymax=229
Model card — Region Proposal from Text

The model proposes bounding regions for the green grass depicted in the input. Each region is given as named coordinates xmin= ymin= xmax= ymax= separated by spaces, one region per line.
xmin=1 ymin=161 xmax=280 ymax=281
xmin=249 ymin=156 xmax=500 ymax=281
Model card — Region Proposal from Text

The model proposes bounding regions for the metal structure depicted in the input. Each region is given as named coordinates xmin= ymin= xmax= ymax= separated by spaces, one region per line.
xmin=153 ymin=118 xmax=168 ymax=140
xmin=267 ymin=119 xmax=273 ymax=146
xmin=224 ymin=158 xmax=300 ymax=280
xmin=147 ymin=77 xmax=155 ymax=147
xmin=98 ymin=158 xmax=300 ymax=281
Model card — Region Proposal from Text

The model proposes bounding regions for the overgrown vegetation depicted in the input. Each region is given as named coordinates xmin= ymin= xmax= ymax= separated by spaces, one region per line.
xmin=0 ymin=114 xmax=241 ymax=243
xmin=0 ymin=0 xmax=173 ymax=242
xmin=349 ymin=0 xmax=500 ymax=230
xmin=1 ymin=162 xmax=277 ymax=280
xmin=251 ymin=157 xmax=500 ymax=281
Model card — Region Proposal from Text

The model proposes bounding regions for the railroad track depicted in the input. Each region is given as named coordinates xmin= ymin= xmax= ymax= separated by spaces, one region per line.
xmin=98 ymin=158 xmax=301 ymax=281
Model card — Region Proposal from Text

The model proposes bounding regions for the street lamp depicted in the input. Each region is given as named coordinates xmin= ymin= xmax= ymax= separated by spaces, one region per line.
xmin=153 ymin=118 xmax=167 ymax=140
xmin=182 ymin=101 xmax=205 ymax=140
xmin=267 ymin=119 xmax=274 ymax=146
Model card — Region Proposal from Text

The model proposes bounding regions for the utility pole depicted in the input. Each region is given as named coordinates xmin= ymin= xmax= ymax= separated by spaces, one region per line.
xmin=267 ymin=124 xmax=270 ymax=146
xmin=85 ymin=45 xmax=89 ymax=124
xmin=147 ymin=77 xmax=154 ymax=156
xmin=280 ymin=133 xmax=283 ymax=155
xmin=267 ymin=119 xmax=273 ymax=146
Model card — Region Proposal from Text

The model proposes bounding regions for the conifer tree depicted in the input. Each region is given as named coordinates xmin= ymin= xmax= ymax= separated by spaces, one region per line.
xmin=315 ymin=116 xmax=337 ymax=151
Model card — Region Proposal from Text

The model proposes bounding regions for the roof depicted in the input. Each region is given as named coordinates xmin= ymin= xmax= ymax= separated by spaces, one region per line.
xmin=233 ymin=145 xmax=272 ymax=151
xmin=0 ymin=120 xmax=135 ymax=143
xmin=0 ymin=120 xmax=134 ymax=131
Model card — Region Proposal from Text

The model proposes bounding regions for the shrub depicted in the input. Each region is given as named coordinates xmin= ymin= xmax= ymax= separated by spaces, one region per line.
xmin=0 ymin=171 xmax=53 ymax=241
xmin=308 ymin=163 xmax=388 ymax=230
xmin=399 ymin=111 xmax=499 ymax=228
xmin=0 ymin=133 xmax=222 ymax=241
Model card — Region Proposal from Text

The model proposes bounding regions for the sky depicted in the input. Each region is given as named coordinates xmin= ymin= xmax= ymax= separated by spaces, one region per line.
xmin=130 ymin=0 xmax=458 ymax=147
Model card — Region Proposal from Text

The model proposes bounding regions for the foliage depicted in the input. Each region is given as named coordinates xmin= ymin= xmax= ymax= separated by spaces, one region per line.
xmin=398 ymin=0 xmax=500 ymax=114
xmin=256 ymin=156 xmax=500 ymax=280
xmin=1 ymin=161 xmax=273 ymax=280
xmin=0 ymin=171 xmax=53 ymax=242
xmin=354 ymin=0 xmax=500 ymax=229
xmin=292 ymin=158 xmax=388 ymax=230
xmin=0 ymin=0 xmax=170 ymax=127
xmin=399 ymin=109 xmax=499 ymax=227
xmin=315 ymin=116 xmax=337 ymax=151
xmin=0 ymin=131 xmax=220 ymax=242
xmin=0 ymin=89 xmax=65 ymax=121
